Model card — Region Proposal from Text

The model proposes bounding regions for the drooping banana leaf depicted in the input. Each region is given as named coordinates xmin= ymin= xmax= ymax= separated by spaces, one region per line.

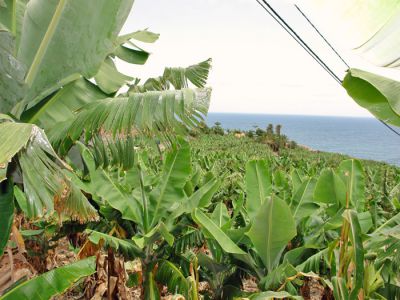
xmin=0 ymin=257 xmax=96 ymax=300
xmin=49 ymin=88 xmax=212 ymax=153
xmin=343 ymin=69 xmax=400 ymax=127
xmin=17 ymin=0 xmax=134 ymax=111
xmin=0 ymin=122 xmax=97 ymax=221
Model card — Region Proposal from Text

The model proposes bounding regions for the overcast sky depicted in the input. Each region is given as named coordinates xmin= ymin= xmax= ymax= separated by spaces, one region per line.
xmin=119 ymin=0 xmax=375 ymax=117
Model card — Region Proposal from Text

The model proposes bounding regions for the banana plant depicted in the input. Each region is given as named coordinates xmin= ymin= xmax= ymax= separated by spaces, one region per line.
xmin=192 ymin=160 xmax=298 ymax=293
xmin=0 ymin=1 xmax=214 ymax=298
xmin=0 ymin=0 xmax=212 ymax=249
xmin=0 ymin=0 xmax=135 ymax=242
xmin=70 ymin=139 xmax=220 ymax=299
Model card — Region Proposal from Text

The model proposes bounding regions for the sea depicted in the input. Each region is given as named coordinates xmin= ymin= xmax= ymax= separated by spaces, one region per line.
xmin=205 ymin=113 xmax=400 ymax=166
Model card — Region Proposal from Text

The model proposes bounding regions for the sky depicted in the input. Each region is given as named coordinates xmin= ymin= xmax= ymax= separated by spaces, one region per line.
xmin=118 ymin=0 xmax=376 ymax=117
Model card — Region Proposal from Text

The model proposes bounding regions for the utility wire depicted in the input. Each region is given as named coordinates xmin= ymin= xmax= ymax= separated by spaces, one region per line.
xmin=294 ymin=5 xmax=350 ymax=69
xmin=256 ymin=0 xmax=400 ymax=137
xmin=293 ymin=4 xmax=400 ymax=137
xmin=255 ymin=0 xmax=342 ymax=85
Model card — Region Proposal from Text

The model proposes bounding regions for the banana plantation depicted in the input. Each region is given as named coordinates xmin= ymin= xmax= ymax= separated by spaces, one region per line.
xmin=0 ymin=1 xmax=400 ymax=299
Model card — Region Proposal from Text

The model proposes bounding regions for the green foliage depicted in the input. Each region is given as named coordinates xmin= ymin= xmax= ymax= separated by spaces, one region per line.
xmin=247 ymin=194 xmax=296 ymax=272
xmin=1 ymin=1 xmax=400 ymax=299
xmin=0 ymin=257 xmax=96 ymax=300
xmin=18 ymin=0 xmax=134 ymax=110
xmin=0 ymin=31 xmax=26 ymax=113
xmin=0 ymin=181 xmax=14 ymax=256
xmin=343 ymin=69 xmax=400 ymax=127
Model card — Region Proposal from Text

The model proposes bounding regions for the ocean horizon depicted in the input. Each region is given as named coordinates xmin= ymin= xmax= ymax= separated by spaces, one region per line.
xmin=205 ymin=112 xmax=400 ymax=166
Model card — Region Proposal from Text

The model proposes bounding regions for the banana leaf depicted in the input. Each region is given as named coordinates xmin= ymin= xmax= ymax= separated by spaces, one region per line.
xmin=0 ymin=257 xmax=96 ymax=300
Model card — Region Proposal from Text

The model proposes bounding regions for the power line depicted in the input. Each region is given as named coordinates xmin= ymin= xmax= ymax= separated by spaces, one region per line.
xmin=256 ymin=0 xmax=400 ymax=138
xmin=294 ymin=5 xmax=350 ymax=69
xmin=377 ymin=119 xmax=400 ymax=137
xmin=255 ymin=0 xmax=342 ymax=85
xmin=293 ymin=4 xmax=400 ymax=138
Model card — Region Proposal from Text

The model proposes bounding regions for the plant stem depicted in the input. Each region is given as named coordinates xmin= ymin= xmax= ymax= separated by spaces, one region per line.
xmin=138 ymin=165 xmax=149 ymax=233
xmin=107 ymin=247 xmax=115 ymax=300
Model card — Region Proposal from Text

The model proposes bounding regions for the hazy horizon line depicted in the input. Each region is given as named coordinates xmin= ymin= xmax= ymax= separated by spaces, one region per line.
xmin=207 ymin=111 xmax=374 ymax=119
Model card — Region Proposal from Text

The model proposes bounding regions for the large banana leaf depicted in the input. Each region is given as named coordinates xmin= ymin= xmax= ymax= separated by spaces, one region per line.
xmin=0 ymin=180 xmax=14 ymax=256
xmin=343 ymin=69 xmax=400 ymax=126
xmin=337 ymin=159 xmax=365 ymax=211
xmin=247 ymin=195 xmax=296 ymax=272
xmin=148 ymin=140 xmax=191 ymax=227
xmin=0 ymin=257 xmax=96 ymax=300
xmin=17 ymin=0 xmax=134 ymax=111
xmin=49 ymin=88 xmax=212 ymax=153
xmin=313 ymin=169 xmax=346 ymax=206
xmin=0 ymin=31 xmax=26 ymax=113
xmin=245 ymin=160 xmax=272 ymax=220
